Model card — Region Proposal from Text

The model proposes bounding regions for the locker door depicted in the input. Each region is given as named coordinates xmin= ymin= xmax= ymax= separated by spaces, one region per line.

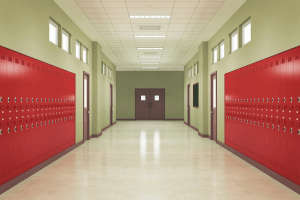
xmin=0 ymin=49 xmax=8 ymax=185
xmin=293 ymin=49 xmax=300 ymax=185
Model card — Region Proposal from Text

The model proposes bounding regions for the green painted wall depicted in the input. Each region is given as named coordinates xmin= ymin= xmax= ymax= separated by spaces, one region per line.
xmin=184 ymin=0 xmax=300 ymax=143
xmin=0 ymin=0 xmax=116 ymax=143
xmin=116 ymin=72 xmax=184 ymax=120
xmin=184 ymin=43 xmax=209 ymax=135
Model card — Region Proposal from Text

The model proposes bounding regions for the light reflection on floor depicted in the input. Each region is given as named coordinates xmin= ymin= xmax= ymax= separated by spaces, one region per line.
xmin=0 ymin=121 xmax=299 ymax=200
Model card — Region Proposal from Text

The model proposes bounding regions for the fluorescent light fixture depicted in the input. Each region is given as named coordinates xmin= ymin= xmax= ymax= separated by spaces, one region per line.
xmin=137 ymin=48 xmax=163 ymax=50
xmin=142 ymin=67 xmax=158 ymax=69
xmin=141 ymin=63 xmax=159 ymax=65
xmin=134 ymin=35 xmax=166 ymax=38
xmin=139 ymin=56 xmax=161 ymax=58
xmin=130 ymin=15 xmax=171 ymax=19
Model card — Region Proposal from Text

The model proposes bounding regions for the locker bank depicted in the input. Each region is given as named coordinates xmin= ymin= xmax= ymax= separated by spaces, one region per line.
xmin=1 ymin=0 xmax=300 ymax=199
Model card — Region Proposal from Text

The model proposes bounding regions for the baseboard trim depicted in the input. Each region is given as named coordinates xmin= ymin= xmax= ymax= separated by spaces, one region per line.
xmin=198 ymin=132 xmax=208 ymax=138
xmin=91 ymin=132 xmax=102 ymax=138
xmin=116 ymin=119 xmax=136 ymax=121
xmin=102 ymin=121 xmax=117 ymax=132
xmin=164 ymin=119 xmax=184 ymax=121
xmin=0 ymin=140 xmax=84 ymax=195
xmin=216 ymin=140 xmax=300 ymax=195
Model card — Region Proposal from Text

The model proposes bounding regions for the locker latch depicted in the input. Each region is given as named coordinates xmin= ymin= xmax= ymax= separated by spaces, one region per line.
xmin=254 ymin=121 xmax=256 ymax=125
xmin=267 ymin=98 xmax=269 ymax=102
xmin=272 ymin=98 xmax=274 ymax=103
xmin=267 ymin=124 xmax=269 ymax=128
xmin=283 ymin=127 xmax=286 ymax=132
xmin=8 ymin=97 xmax=10 ymax=103
xmin=0 ymin=97 xmax=2 ymax=103
xmin=31 ymin=124 xmax=33 ymax=128
xmin=7 ymin=128 xmax=10 ymax=133
xmin=262 ymin=123 xmax=264 ymax=127
xmin=31 ymin=98 xmax=34 ymax=103
xmin=298 ymin=97 xmax=300 ymax=103
xmin=45 ymin=121 xmax=47 ymax=125
xmin=272 ymin=125 xmax=274 ymax=129
xmin=283 ymin=97 xmax=286 ymax=103
xmin=298 ymin=129 xmax=300 ymax=135
xmin=14 ymin=97 xmax=17 ymax=103
xmin=36 ymin=98 xmax=38 ymax=102
xmin=41 ymin=122 xmax=43 ymax=126
xmin=26 ymin=124 xmax=29 ymax=129
xmin=277 ymin=125 xmax=280 ymax=131
xmin=290 ymin=97 xmax=292 ymax=103
xmin=26 ymin=98 xmax=28 ymax=103
xmin=0 ymin=129 xmax=2 ymax=135
xmin=21 ymin=97 xmax=23 ymax=103
xmin=277 ymin=97 xmax=280 ymax=102
xmin=14 ymin=126 xmax=17 ymax=132
xmin=290 ymin=128 xmax=293 ymax=134
xmin=21 ymin=125 xmax=23 ymax=131
xmin=257 ymin=122 xmax=260 ymax=126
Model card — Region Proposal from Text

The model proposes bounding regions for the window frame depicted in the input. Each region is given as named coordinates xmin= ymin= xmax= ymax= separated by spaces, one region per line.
xmin=194 ymin=62 xmax=198 ymax=75
xmin=102 ymin=62 xmax=106 ymax=75
xmin=62 ymin=29 xmax=70 ymax=53
xmin=242 ymin=18 xmax=251 ymax=46
xmin=76 ymin=41 xmax=81 ymax=59
xmin=82 ymin=46 xmax=88 ymax=64
xmin=213 ymin=47 xmax=218 ymax=64
xmin=230 ymin=29 xmax=238 ymax=53
xmin=49 ymin=19 xmax=59 ymax=46
xmin=219 ymin=41 xmax=225 ymax=60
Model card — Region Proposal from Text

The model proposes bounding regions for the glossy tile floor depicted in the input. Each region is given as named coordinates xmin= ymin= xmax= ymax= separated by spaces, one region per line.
xmin=1 ymin=121 xmax=300 ymax=200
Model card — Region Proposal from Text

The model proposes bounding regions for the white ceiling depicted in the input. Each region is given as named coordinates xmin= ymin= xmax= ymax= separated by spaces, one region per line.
xmin=54 ymin=0 xmax=247 ymax=71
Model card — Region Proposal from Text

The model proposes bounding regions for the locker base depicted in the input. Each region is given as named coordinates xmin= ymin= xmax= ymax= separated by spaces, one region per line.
xmin=0 ymin=140 xmax=84 ymax=195
xmin=217 ymin=140 xmax=300 ymax=195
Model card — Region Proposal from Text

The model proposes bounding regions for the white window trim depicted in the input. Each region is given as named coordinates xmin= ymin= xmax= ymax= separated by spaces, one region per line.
xmin=76 ymin=41 xmax=81 ymax=59
xmin=62 ymin=30 xmax=69 ymax=53
xmin=242 ymin=19 xmax=251 ymax=46
xmin=231 ymin=30 xmax=238 ymax=53
xmin=194 ymin=63 xmax=198 ymax=75
xmin=220 ymin=41 xmax=225 ymax=60
xmin=49 ymin=19 xmax=58 ymax=46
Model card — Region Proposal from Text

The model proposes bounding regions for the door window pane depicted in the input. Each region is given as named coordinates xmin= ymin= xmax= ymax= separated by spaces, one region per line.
xmin=84 ymin=78 xmax=87 ymax=108
xmin=213 ymin=78 xmax=216 ymax=108
xmin=154 ymin=95 xmax=159 ymax=101
xmin=141 ymin=95 xmax=146 ymax=101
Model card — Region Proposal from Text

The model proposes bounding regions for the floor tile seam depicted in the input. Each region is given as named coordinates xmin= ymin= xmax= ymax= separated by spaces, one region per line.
xmin=166 ymin=143 xmax=187 ymax=200
xmin=113 ymin=137 xmax=138 ymax=200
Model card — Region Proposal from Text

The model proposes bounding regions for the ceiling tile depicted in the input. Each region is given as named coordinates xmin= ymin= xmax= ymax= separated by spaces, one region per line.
xmin=102 ymin=1 xmax=127 ymax=7
xmin=126 ymin=2 xmax=174 ymax=8
xmin=86 ymin=13 xmax=108 ymax=18
xmin=173 ymin=2 xmax=198 ymax=8
xmin=189 ymin=19 xmax=210 ymax=24
xmin=77 ymin=2 xmax=103 ymax=8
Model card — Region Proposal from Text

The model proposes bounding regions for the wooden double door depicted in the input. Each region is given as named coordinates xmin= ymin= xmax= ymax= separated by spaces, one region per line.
xmin=135 ymin=89 xmax=165 ymax=120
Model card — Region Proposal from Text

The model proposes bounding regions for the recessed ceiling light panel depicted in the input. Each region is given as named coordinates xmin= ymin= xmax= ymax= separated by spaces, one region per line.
xmin=142 ymin=67 xmax=158 ymax=69
xmin=130 ymin=15 xmax=171 ymax=19
xmin=134 ymin=35 xmax=166 ymax=38
xmin=140 ymin=56 xmax=161 ymax=58
xmin=137 ymin=48 xmax=163 ymax=50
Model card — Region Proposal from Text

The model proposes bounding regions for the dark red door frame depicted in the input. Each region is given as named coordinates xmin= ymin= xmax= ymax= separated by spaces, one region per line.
xmin=110 ymin=84 xmax=113 ymax=125
xmin=210 ymin=71 xmax=217 ymax=142
xmin=83 ymin=71 xmax=90 ymax=141
xmin=187 ymin=84 xmax=190 ymax=125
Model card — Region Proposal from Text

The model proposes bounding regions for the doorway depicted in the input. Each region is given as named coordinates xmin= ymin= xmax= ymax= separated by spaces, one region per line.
xmin=110 ymin=84 xmax=113 ymax=125
xmin=187 ymin=84 xmax=190 ymax=125
xmin=211 ymin=72 xmax=217 ymax=142
xmin=135 ymin=89 xmax=165 ymax=120
xmin=83 ymin=72 xmax=90 ymax=142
